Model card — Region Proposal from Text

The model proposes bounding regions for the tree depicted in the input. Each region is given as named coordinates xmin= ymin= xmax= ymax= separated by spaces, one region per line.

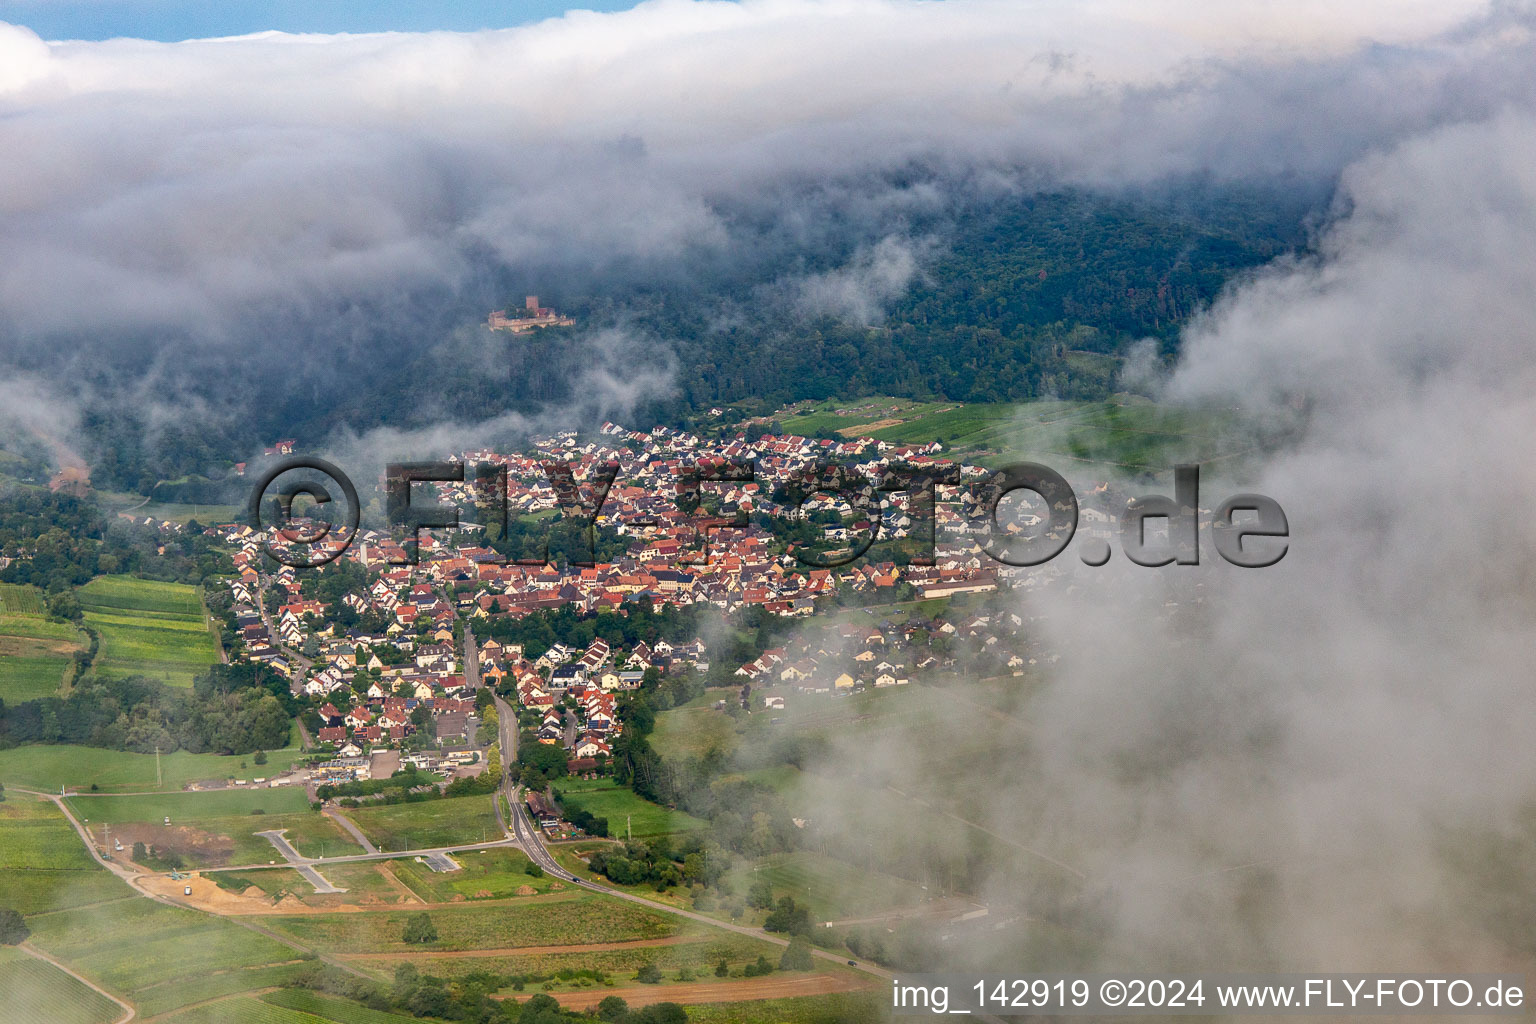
xmin=0 ymin=781 xmax=5 ymax=802
xmin=517 ymin=741 xmax=569 ymax=783
xmin=401 ymin=912 xmax=438 ymax=944
xmin=596 ymin=995 xmax=629 ymax=1022
xmin=747 ymin=877 xmax=774 ymax=910
xmin=780 ymin=934 xmax=814 ymax=971
xmin=715 ymin=958 xmax=729 ymax=977
xmin=0 ymin=908 xmax=29 ymax=945
xmin=764 ymin=894 xmax=812 ymax=935
xmin=635 ymin=962 xmax=662 ymax=984
xmin=633 ymin=1004 xmax=687 ymax=1024
xmin=519 ymin=993 xmax=561 ymax=1021
xmin=253 ymin=749 xmax=267 ymax=765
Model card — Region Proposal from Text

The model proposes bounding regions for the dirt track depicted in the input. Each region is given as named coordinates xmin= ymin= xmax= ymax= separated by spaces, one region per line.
xmin=525 ymin=972 xmax=875 ymax=1010
xmin=837 ymin=418 xmax=902 ymax=437
xmin=342 ymin=936 xmax=694 ymax=960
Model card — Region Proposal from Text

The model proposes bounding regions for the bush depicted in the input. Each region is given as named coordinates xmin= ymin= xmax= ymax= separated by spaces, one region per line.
xmin=634 ymin=963 xmax=662 ymax=984
xmin=401 ymin=912 xmax=438 ymax=944
xmin=0 ymin=908 xmax=29 ymax=945
xmin=631 ymin=1003 xmax=687 ymax=1024
xmin=763 ymin=895 xmax=812 ymax=935
xmin=743 ymin=955 xmax=774 ymax=977
xmin=779 ymin=934 xmax=814 ymax=971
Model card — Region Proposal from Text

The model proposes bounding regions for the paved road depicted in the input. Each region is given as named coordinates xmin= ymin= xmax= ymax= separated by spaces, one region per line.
xmin=464 ymin=624 xmax=482 ymax=690
xmin=256 ymin=830 xmax=346 ymax=893
xmin=254 ymin=575 xmax=313 ymax=675
xmin=17 ymin=787 xmax=375 ymax=988
xmin=239 ymin=833 xmax=523 ymax=875
xmin=483 ymin=661 xmax=879 ymax=975
xmin=324 ymin=806 xmax=380 ymax=854
xmin=464 ymin=600 xmax=911 ymax=999
xmin=422 ymin=852 xmax=461 ymax=873
xmin=502 ymin=782 xmax=892 ymax=980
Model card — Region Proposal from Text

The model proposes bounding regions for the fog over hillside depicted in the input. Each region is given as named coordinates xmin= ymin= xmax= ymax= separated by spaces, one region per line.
xmin=2 ymin=0 xmax=1535 ymax=475
xmin=788 ymin=107 xmax=1536 ymax=970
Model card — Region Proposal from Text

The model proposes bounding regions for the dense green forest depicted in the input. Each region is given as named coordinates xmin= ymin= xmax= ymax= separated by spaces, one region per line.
xmin=0 ymin=486 xmax=233 ymax=595
xmin=44 ymin=175 xmax=1319 ymax=491
xmin=0 ymin=666 xmax=290 ymax=755
xmin=610 ymin=182 xmax=1318 ymax=414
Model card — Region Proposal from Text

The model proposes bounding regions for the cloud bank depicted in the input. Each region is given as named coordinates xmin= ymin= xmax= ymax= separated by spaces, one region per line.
xmin=1 ymin=0 xmax=1532 ymax=413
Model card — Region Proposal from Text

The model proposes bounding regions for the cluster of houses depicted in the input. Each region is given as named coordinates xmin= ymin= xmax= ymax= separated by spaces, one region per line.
xmin=483 ymin=634 xmax=701 ymax=766
xmin=182 ymin=419 xmax=1069 ymax=780
xmin=737 ymin=609 xmax=1035 ymax=695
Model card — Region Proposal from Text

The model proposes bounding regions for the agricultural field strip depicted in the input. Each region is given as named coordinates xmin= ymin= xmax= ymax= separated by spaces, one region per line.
xmin=0 ymin=944 xmax=130 ymax=1024
xmin=12 ymin=789 xmax=368 ymax=1017
xmin=0 ymin=742 xmax=307 ymax=793
xmin=260 ymin=988 xmax=421 ymax=1024
xmin=33 ymin=780 xmax=896 ymax=1008
xmin=66 ymin=788 xmax=314 ymax=821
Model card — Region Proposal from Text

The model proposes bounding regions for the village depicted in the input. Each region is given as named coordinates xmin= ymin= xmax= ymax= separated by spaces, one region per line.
xmin=175 ymin=418 xmax=1067 ymax=799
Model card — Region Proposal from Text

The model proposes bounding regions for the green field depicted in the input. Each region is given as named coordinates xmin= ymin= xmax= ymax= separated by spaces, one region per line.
xmin=779 ymin=394 xmax=1244 ymax=473
xmin=162 ymin=990 xmax=421 ymax=1024
xmin=66 ymin=786 xmax=313 ymax=822
xmin=370 ymin=933 xmax=783 ymax=984
xmin=554 ymin=777 xmax=708 ymax=837
xmin=26 ymin=896 xmax=311 ymax=1017
xmin=63 ymin=787 xmax=339 ymax=868
xmin=0 ymin=585 xmax=83 ymax=702
xmin=261 ymin=989 xmax=421 ymax=1024
xmin=727 ymin=851 xmax=919 ymax=924
xmin=157 ymin=994 xmax=325 ymax=1024
xmin=650 ymin=704 xmax=741 ymax=763
xmin=135 ymin=501 xmax=243 ymax=526
xmin=136 ymin=966 xmax=314 ymax=1019
xmin=0 ymin=947 xmax=123 ymax=1024
xmin=0 ymin=797 xmax=133 ymax=915
xmin=0 ymin=653 xmax=72 ymax=701
xmin=79 ymin=575 xmax=220 ymax=687
xmin=386 ymin=847 xmax=558 ymax=902
xmin=0 ymin=738 xmax=305 ymax=793
xmin=340 ymin=795 xmax=501 ymax=851
xmin=264 ymin=890 xmax=676 ymax=953
xmin=0 ymin=582 xmax=46 ymax=614
xmin=62 ymin=792 xmax=358 ymax=869
xmin=686 ymin=993 xmax=886 ymax=1024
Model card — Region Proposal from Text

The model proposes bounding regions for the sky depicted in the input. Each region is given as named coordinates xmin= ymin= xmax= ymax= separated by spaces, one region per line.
xmin=0 ymin=0 xmax=643 ymax=40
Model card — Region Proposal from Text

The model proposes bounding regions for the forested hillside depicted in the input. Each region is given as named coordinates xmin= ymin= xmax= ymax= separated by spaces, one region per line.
xmin=47 ymin=176 xmax=1319 ymax=490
